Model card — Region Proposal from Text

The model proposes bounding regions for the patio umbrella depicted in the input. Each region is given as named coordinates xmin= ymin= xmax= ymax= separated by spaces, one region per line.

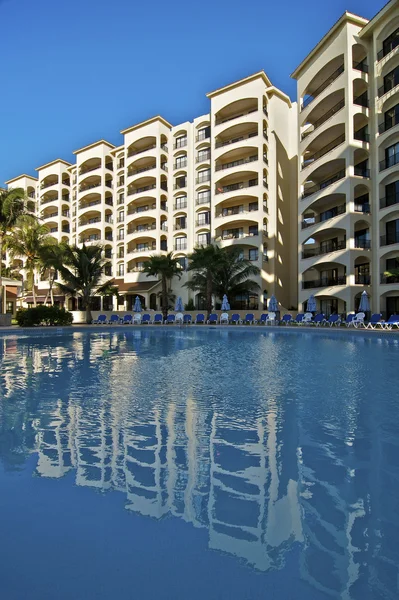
xmin=307 ymin=294 xmax=317 ymax=312
xmin=174 ymin=296 xmax=184 ymax=312
xmin=268 ymin=294 xmax=279 ymax=312
xmin=221 ymin=294 xmax=230 ymax=311
xmin=359 ymin=290 xmax=370 ymax=312
xmin=133 ymin=296 xmax=142 ymax=312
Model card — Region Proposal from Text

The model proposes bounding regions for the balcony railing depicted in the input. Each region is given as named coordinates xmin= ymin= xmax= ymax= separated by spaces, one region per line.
xmin=174 ymin=201 xmax=187 ymax=210
xmin=353 ymin=92 xmax=369 ymax=108
xmin=215 ymin=107 xmax=257 ymax=126
xmin=354 ymin=202 xmax=371 ymax=213
xmin=302 ymin=169 xmax=345 ymax=198
xmin=354 ymin=129 xmax=370 ymax=142
xmin=378 ymin=80 xmax=399 ymax=98
xmin=380 ymin=152 xmax=399 ymax=172
xmin=173 ymin=182 xmax=187 ymax=190
xmin=301 ymin=99 xmax=345 ymax=140
xmin=302 ymin=276 xmax=346 ymax=289
xmin=161 ymin=163 xmax=168 ymax=172
xmin=355 ymin=275 xmax=371 ymax=284
xmin=301 ymin=204 xmax=346 ymax=229
xmin=127 ymin=203 xmax=156 ymax=215
xmin=79 ymin=164 xmax=101 ymax=175
xmin=128 ymin=224 xmax=156 ymax=235
xmin=41 ymin=196 xmax=58 ymax=205
xmin=174 ymin=160 xmax=187 ymax=169
xmin=381 ymin=274 xmax=399 ymax=283
xmin=378 ymin=114 xmax=399 ymax=134
xmin=301 ymin=134 xmax=345 ymax=169
xmin=43 ymin=211 xmax=58 ymax=220
xmin=127 ymin=164 xmax=156 ymax=177
xmin=41 ymin=180 xmax=58 ymax=189
xmin=79 ymin=235 xmax=101 ymax=243
xmin=381 ymin=231 xmax=399 ymax=246
xmin=302 ymin=239 xmax=346 ymax=259
xmin=196 ymin=152 xmax=211 ymax=162
xmin=62 ymin=194 xmax=70 ymax=202
xmin=354 ymin=239 xmax=371 ymax=249
xmin=127 ymin=244 xmax=156 ymax=254
xmin=218 ymin=231 xmax=260 ymax=241
xmin=173 ymin=223 xmax=187 ymax=231
xmin=79 ymin=217 xmax=102 ymax=227
xmin=79 ymin=199 xmax=101 ymax=209
xmin=353 ymin=60 xmax=368 ymax=73
xmin=215 ymin=154 xmax=258 ymax=172
xmin=354 ymin=166 xmax=370 ymax=178
xmin=196 ymin=132 xmax=210 ymax=142
xmin=195 ymin=219 xmax=210 ymax=227
xmin=215 ymin=131 xmax=258 ymax=150
xmin=196 ymin=194 xmax=211 ymax=205
xmin=161 ymin=143 xmax=168 ymax=152
xmin=127 ymin=144 xmax=156 ymax=157
xmin=215 ymin=179 xmax=258 ymax=195
xmin=174 ymin=243 xmax=188 ymax=251
xmin=380 ymin=192 xmax=399 ymax=209
xmin=196 ymin=174 xmax=211 ymax=184
xmin=79 ymin=182 xmax=101 ymax=192
xmin=216 ymin=206 xmax=259 ymax=218
xmin=173 ymin=138 xmax=187 ymax=150
xmin=301 ymin=64 xmax=345 ymax=110
xmin=105 ymin=162 xmax=113 ymax=171
xmin=127 ymin=183 xmax=156 ymax=196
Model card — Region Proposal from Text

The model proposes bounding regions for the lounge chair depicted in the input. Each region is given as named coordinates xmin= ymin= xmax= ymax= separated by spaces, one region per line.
xmin=122 ymin=314 xmax=133 ymax=325
xmin=301 ymin=312 xmax=313 ymax=325
xmin=108 ymin=314 xmax=120 ymax=325
xmin=183 ymin=314 xmax=192 ymax=324
xmin=281 ymin=314 xmax=292 ymax=325
xmin=294 ymin=313 xmax=304 ymax=324
xmin=313 ymin=313 xmax=325 ymax=326
xmin=207 ymin=313 xmax=218 ymax=324
xmin=195 ymin=313 xmax=205 ymax=324
xmin=324 ymin=314 xmax=341 ymax=327
xmin=244 ymin=313 xmax=257 ymax=324
xmin=350 ymin=312 xmax=365 ymax=328
xmin=259 ymin=313 xmax=268 ymax=325
xmin=92 ymin=314 xmax=107 ymax=324
xmin=220 ymin=312 xmax=229 ymax=324
xmin=141 ymin=314 xmax=151 ymax=324
xmin=230 ymin=313 xmax=242 ymax=325
xmin=133 ymin=313 xmax=142 ymax=324
xmin=345 ymin=314 xmax=355 ymax=327
xmin=175 ymin=312 xmax=184 ymax=324
xmin=153 ymin=314 xmax=163 ymax=325
xmin=365 ymin=313 xmax=382 ymax=329
xmin=165 ymin=314 xmax=176 ymax=324
xmin=383 ymin=314 xmax=399 ymax=329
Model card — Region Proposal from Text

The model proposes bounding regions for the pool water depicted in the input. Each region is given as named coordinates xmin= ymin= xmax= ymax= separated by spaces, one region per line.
xmin=0 ymin=328 xmax=398 ymax=600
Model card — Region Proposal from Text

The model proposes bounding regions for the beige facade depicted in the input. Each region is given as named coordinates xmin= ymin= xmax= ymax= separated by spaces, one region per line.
xmin=5 ymin=0 xmax=399 ymax=317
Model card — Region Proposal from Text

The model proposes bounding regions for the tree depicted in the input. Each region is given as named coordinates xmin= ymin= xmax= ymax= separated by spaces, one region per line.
xmin=0 ymin=187 xmax=31 ymax=312
xmin=143 ymin=252 xmax=182 ymax=320
xmin=184 ymin=245 xmax=225 ymax=315
xmin=5 ymin=216 xmax=55 ymax=307
xmin=53 ymin=243 xmax=112 ymax=324
xmin=384 ymin=268 xmax=399 ymax=281
xmin=38 ymin=243 xmax=64 ymax=305
xmin=213 ymin=247 xmax=260 ymax=302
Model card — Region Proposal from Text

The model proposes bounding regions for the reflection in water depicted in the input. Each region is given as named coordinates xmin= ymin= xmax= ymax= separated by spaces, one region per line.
xmin=0 ymin=329 xmax=398 ymax=599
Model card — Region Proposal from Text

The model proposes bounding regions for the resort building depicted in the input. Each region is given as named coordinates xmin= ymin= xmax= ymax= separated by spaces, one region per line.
xmin=4 ymin=0 xmax=399 ymax=317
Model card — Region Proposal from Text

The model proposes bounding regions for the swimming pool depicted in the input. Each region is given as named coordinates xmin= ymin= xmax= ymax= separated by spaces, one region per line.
xmin=0 ymin=328 xmax=398 ymax=599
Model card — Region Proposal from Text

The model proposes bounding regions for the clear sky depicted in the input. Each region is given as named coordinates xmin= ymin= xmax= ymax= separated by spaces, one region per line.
xmin=1 ymin=0 xmax=385 ymax=185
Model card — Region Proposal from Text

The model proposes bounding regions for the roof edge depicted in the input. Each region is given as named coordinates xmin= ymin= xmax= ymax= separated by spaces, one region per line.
xmin=206 ymin=71 xmax=272 ymax=99
xmin=5 ymin=173 xmax=37 ymax=184
xmin=120 ymin=115 xmax=173 ymax=135
xmin=35 ymin=158 xmax=72 ymax=172
xmin=73 ymin=139 xmax=115 ymax=155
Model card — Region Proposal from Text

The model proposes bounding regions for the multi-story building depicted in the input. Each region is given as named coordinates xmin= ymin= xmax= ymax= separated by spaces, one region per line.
xmin=4 ymin=0 xmax=399 ymax=317
xmin=292 ymin=0 xmax=399 ymax=317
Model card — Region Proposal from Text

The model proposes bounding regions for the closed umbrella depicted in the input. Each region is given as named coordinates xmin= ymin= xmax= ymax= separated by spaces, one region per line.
xmin=358 ymin=290 xmax=370 ymax=312
xmin=175 ymin=296 xmax=184 ymax=312
xmin=307 ymin=294 xmax=317 ymax=313
xmin=133 ymin=296 xmax=142 ymax=312
xmin=221 ymin=294 xmax=230 ymax=311
xmin=268 ymin=294 xmax=279 ymax=312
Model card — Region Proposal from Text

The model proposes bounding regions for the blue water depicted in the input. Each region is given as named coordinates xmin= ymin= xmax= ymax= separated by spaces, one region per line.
xmin=0 ymin=328 xmax=398 ymax=600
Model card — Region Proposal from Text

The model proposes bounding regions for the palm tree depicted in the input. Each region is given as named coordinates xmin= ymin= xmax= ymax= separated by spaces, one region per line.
xmin=53 ymin=243 xmax=112 ymax=324
xmin=5 ymin=216 xmax=55 ymax=307
xmin=143 ymin=252 xmax=182 ymax=320
xmin=38 ymin=243 xmax=63 ymax=305
xmin=185 ymin=245 xmax=225 ymax=315
xmin=213 ymin=247 xmax=260 ymax=302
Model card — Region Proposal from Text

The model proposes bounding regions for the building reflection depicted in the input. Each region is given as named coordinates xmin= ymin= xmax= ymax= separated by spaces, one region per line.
xmin=0 ymin=331 xmax=397 ymax=598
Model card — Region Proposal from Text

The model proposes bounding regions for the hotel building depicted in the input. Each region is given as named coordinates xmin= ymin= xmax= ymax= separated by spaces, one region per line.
xmin=4 ymin=0 xmax=399 ymax=317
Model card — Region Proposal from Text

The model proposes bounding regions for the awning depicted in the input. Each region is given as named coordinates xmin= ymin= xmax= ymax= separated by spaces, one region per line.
xmin=111 ymin=279 xmax=160 ymax=293
xmin=24 ymin=295 xmax=65 ymax=303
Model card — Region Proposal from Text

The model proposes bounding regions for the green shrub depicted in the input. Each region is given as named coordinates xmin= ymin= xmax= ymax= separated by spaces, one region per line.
xmin=184 ymin=299 xmax=195 ymax=311
xmin=16 ymin=306 xmax=74 ymax=327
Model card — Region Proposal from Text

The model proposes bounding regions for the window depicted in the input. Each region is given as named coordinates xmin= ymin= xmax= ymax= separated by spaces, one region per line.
xmin=222 ymin=227 xmax=242 ymax=239
xmin=137 ymin=243 xmax=147 ymax=251
xmin=175 ymin=175 xmax=187 ymax=189
xmin=118 ymin=229 xmax=125 ymax=241
xmin=175 ymin=136 xmax=187 ymax=149
xmin=160 ymin=240 xmax=168 ymax=251
xmin=118 ymin=211 xmax=124 ymax=222
xmin=249 ymin=249 xmax=258 ymax=261
xmin=383 ymin=66 xmax=399 ymax=95
xmin=177 ymin=257 xmax=187 ymax=270
xmin=382 ymin=26 xmax=399 ymax=57
xmin=197 ymin=150 xmax=210 ymax=162
xmin=384 ymin=103 xmax=399 ymax=130
xmin=175 ymin=156 xmax=187 ymax=169
xmin=197 ymin=233 xmax=209 ymax=246
xmin=176 ymin=217 xmax=187 ymax=229
xmin=222 ymin=205 xmax=243 ymax=216
xmin=197 ymin=211 xmax=210 ymax=225
xmin=197 ymin=126 xmax=211 ymax=141
xmin=386 ymin=180 xmax=399 ymax=207
xmin=175 ymin=196 xmax=187 ymax=209
xmin=197 ymin=169 xmax=210 ymax=183
xmin=197 ymin=190 xmax=210 ymax=203
xmin=386 ymin=218 xmax=399 ymax=244
xmin=6 ymin=301 xmax=13 ymax=314
xmin=385 ymin=142 xmax=399 ymax=169
xmin=248 ymin=225 xmax=259 ymax=236
xmin=175 ymin=237 xmax=187 ymax=250
xmin=136 ymin=262 xmax=145 ymax=271
xmin=248 ymin=202 xmax=258 ymax=212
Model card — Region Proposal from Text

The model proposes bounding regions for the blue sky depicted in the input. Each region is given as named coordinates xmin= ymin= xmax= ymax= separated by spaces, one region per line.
xmin=1 ymin=0 xmax=385 ymax=185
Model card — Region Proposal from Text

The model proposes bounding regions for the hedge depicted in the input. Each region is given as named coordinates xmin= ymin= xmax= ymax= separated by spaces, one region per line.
xmin=16 ymin=306 xmax=74 ymax=327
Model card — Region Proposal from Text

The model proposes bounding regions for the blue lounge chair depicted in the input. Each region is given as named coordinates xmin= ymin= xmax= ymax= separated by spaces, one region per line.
xmin=141 ymin=314 xmax=151 ymax=324
xmin=324 ymin=314 xmax=341 ymax=327
xmin=122 ymin=314 xmax=133 ymax=324
xmin=244 ymin=313 xmax=257 ymax=324
xmin=230 ymin=313 xmax=241 ymax=324
xmin=383 ymin=314 xmax=399 ymax=329
xmin=108 ymin=314 xmax=121 ymax=325
xmin=165 ymin=314 xmax=176 ymax=324
xmin=345 ymin=314 xmax=355 ymax=327
xmin=195 ymin=313 xmax=205 ymax=324
xmin=183 ymin=314 xmax=192 ymax=324
xmin=153 ymin=314 xmax=163 ymax=324
xmin=207 ymin=313 xmax=218 ymax=324
xmin=295 ymin=313 xmax=304 ymax=324
xmin=281 ymin=314 xmax=292 ymax=325
xmin=93 ymin=314 xmax=107 ymax=324
xmin=312 ymin=313 xmax=325 ymax=326
xmin=259 ymin=313 xmax=268 ymax=325
xmin=365 ymin=313 xmax=382 ymax=329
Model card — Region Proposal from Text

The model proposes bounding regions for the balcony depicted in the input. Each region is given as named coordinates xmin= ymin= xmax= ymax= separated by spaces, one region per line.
xmin=196 ymin=152 xmax=211 ymax=162
xmin=41 ymin=196 xmax=58 ymax=206
xmin=62 ymin=194 xmax=70 ymax=202
xmin=381 ymin=274 xmax=399 ymax=283
xmin=79 ymin=234 xmax=101 ymax=244
xmin=79 ymin=199 xmax=101 ymax=210
xmin=215 ymin=107 xmax=257 ymax=126
xmin=353 ymin=92 xmax=369 ymax=108
xmin=173 ymin=223 xmax=187 ymax=231
xmin=302 ymin=239 xmax=346 ymax=259
xmin=355 ymin=274 xmax=371 ymax=284
xmin=301 ymin=134 xmax=345 ymax=170
xmin=174 ymin=201 xmax=187 ymax=210
xmin=161 ymin=143 xmax=168 ymax=152
xmin=302 ymin=276 xmax=346 ymax=289
xmin=127 ymin=244 xmax=156 ymax=254
xmin=216 ymin=154 xmax=258 ymax=172
xmin=354 ymin=128 xmax=370 ymax=143
xmin=381 ymin=231 xmax=399 ymax=246
xmin=173 ymin=138 xmax=187 ymax=150
xmin=353 ymin=60 xmax=368 ymax=73
xmin=174 ymin=242 xmax=187 ymax=251
xmin=301 ymin=99 xmax=345 ymax=141
xmin=127 ymin=164 xmax=156 ymax=177
xmin=301 ymin=204 xmax=346 ymax=229
xmin=43 ymin=211 xmax=58 ymax=220
xmin=354 ymin=166 xmax=370 ymax=178
xmin=80 ymin=216 xmax=102 ymax=227
xmin=196 ymin=194 xmax=211 ymax=205
xmin=380 ymin=152 xmax=399 ymax=172
xmin=127 ymin=183 xmax=156 ymax=196
xmin=196 ymin=174 xmax=211 ymax=185
xmin=79 ymin=163 xmax=101 ymax=175
xmin=302 ymin=170 xmax=345 ymax=198
xmin=173 ymin=181 xmax=187 ymax=190
xmin=174 ymin=159 xmax=187 ymax=169
xmin=378 ymin=80 xmax=398 ymax=98
xmin=215 ymin=131 xmax=258 ymax=150
xmin=128 ymin=224 xmax=156 ymax=235
xmin=380 ymin=192 xmax=399 ymax=209
xmin=127 ymin=144 xmax=156 ymax=158
xmin=195 ymin=219 xmax=210 ymax=227
xmin=196 ymin=132 xmax=210 ymax=142
xmin=62 ymin=226 xmax=70 ymax=234
xmin=301 ymin=64 xmax=344 ymax=110
xmin=215 ymin=179 xmax=258 ymax=195
xmin=79 ymin=182 xmax=101 ymax=193
xmin=354 ymin=239 xmax=371 ymax=249
xmin=41 ymin=180 xmax=58 ymax=190
xmin=127 ymin=203 xmax=156 ymax=215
